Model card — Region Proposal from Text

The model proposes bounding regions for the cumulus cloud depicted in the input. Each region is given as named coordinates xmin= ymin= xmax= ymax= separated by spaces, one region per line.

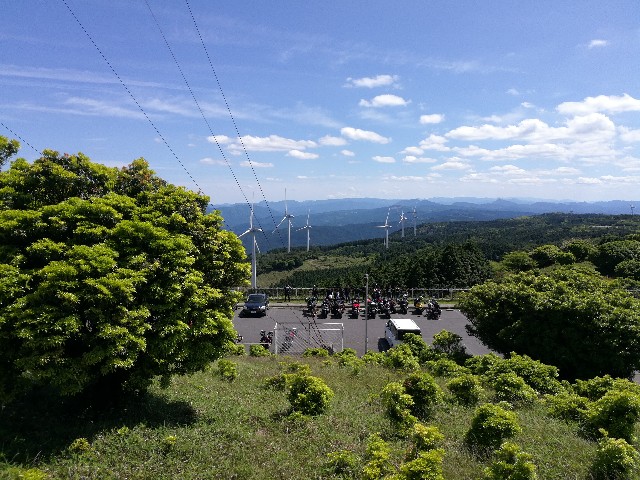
xmin=419 ymin=134 xmax=450 ymax=151
xmin=372 ymin=155 xmax=396 ymax=163
xmin=318 ymin=135 xmax=347 ymax=146
xmin=345 ymin=74 xmax=399 ymax=88
xmin=557 ymin=94 xmax=640 ymax=115
xmin=288 ymin=150 xmax=319 ymax=160
xmin=588 ymin=39 xmax=609 ymax=49
xmin=619 ymin=127 xmax=640 ymax=143
xmin=401 ymin=146 xmax=424 ymax=155
xmin=341 ymin=127 xmax=390 ymax=144
xmin=239 ymin=160 xmax=273 ymax=168
xmin=419 ymin=113 xmax=444 ymax=124
xmin=207 ymin=134 xmax=317 ymax=152
xmin=341 ymin=149 xmax=356 ymax=156
xmin=200 ymin=157 xmax=227 ymax=165
xmin=431 ymin=159 xmax=471 ymax=171
xmin=359 ymin=94 xmax=409 ymax=108
xmin=403 ymin=156 xmax=437 ymax=164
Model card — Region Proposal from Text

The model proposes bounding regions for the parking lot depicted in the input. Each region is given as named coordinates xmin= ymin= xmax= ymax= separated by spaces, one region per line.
xmin=233 ymin=303 xmax=492 ymax=357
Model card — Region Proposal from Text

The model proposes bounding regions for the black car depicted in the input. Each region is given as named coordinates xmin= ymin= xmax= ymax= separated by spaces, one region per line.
xmin=240 ymin=293 xmax=269 ymax=317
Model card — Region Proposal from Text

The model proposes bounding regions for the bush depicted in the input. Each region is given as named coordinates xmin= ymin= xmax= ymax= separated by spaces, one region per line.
xmin=465 ymin=403 xmax=521 ymax=452
xmin=427 ymin=358 xmax=470 ymax=378
xmin=381 ymin=381 xmax=417 ymax=432
xmin=590 ymin=435 xmax=640 ymax=480
xmin=487 ymin=353 xmax=563 ymax=395
xmin=337 ymin=354 xmax=365 ymax=375
xmin=303 ymin=347 xmax=330 ymax=357
xmin=384 ymin=344 xmax=420 ymax=372
xmin=403 ymin=372 xmax=443 ymax=420
xmin=483 ymin=442 xmax=537 ymax=480
xmin=466 ymin=353 xmax=503 ymax=376
xmin=544 ymin=392 xmax=589 ymax=422
xmin=325 ymin=450 xmax=360 ymax=477
xmin=491 ymin=373 xmax=537 ymax=406
xmin=216 ymin=359 xmax=238 ymax=382
xmin=447 ymin=374 xmax=484 ymax=406
xmin=582 ymin=390 xmax=640 ymax=441
xmin=249 ymin=344 xmax=272 ymax=357
xmin=403 ymin=333 xmax=441 ymax=364
xmin=362 ymin=433 xmax=393 ymax=480
xmin=573 ymin=375 xmax=640 ymax=401
xmin=432 ymin=330 xmax=470 ymax=364
xmin=362 ymin=351 xmax=385 ymax=365
xmin=287 ymin=374 xmax=334 ymax=416
xmin=398 ymin=448 xmax=446 ymax=480
xmin=408 ymin=423 xmax=445 ymax=455
xmin=225 ymin=342 xmax=246 ymax=356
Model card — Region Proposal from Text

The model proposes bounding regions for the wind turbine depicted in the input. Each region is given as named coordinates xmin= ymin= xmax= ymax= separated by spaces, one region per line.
xmin=412 ymin=206 xmax=417 ymax=236
xmin=399 ymin=210 xmax=407 ymax=238
xmin=631 ymin=204 xmax=635 ymax=216
xmin=239 ymin=203 xmax=262 ymax=290
xmin=376 ymin=209 xmax=392 ymax=249
xmin=273 ymin=189 xmax=294 ymax=253
xmin=296 ymin=210 xmax=312 ymax=252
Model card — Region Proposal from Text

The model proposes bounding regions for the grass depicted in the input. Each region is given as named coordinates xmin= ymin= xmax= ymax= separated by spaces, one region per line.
xmin=1 ymin=355 xmax=636 ymax=479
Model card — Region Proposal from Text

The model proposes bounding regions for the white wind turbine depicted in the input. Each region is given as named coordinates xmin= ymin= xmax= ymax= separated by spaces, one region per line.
xmin=239 ymin=203 xmax=262 ymax=290
xmin=296 ymin=210 xmax=312 ymax=252
xmin=399 ymin=210 xmax=407 ymax=238
xmin=273 ymin=189 xmax=294 ymax=253
xmin=376 ymin=208 xmax=392 ymax=249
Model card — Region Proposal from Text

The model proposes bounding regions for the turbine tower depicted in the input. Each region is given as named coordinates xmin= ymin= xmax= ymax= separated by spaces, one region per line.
xmin=273 ymin=188 xmax=294 ymax=253
xmin=239 ymin=203 xmax=262 ymax=290
xmin=296 ymin=210 xmax=312 ymax=252
xmin=399 ymin=210 xmax=407 ymax=238
xmin=376 ymin=209 xmax=392 ymax=249
xmin=412 ymin=206 xmax=417 ymax=236
xmin=631 ymin=204 xmax=635 ymax=216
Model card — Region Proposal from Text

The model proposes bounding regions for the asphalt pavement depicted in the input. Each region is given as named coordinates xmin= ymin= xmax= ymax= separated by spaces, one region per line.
xmin=233 ymin=303 xmax=492 ymax=357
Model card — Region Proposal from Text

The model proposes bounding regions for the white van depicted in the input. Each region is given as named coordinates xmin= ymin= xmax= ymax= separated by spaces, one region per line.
xmin=384 ymin=318 xmax=422 ymax=348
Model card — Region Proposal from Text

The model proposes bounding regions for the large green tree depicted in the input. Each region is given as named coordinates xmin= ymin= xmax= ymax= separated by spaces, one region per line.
xmin=0 ymin=139 xmax=249 ymax=402
xmin=458 ymin=265 xmax=640 ymax=380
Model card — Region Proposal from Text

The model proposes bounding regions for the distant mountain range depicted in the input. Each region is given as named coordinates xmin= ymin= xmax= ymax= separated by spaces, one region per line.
xmin=209 ymin=197 xmax=639 ymax=252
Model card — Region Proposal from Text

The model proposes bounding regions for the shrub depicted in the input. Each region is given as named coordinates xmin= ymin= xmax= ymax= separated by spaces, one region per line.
xmin=466 ymin=353 xmax=503 ymax=376
xmin=581 ymin=390 xmax=640 ymax=441
xmin=398 ymin=448 xmax=446 ymax=480
xmin=403 ymin=333 xmax=441 ymax=364
xmin=465 ymin=403 xmax=521 ymax=452
xmin=3 ymin=467 xmax=48 ymax=480
xmin=381 ymin=381 xmax=417 ymax=432
xmin=216 ymin=359 xmax=238 ymax=382
xmin=68 ymin=437 xmax=92 ymax=454
xmin=482 ymin=442 xmax=537 ymax=480
xmin=384 ymin=344 xmax=420 ymax=372
xmin=403 ymin=372 xmax=443 ymax=420
xmin=325 ymin=450 xmax=360 ymax=477
xmin=362 ymin=351 xmax=385 ymax=365
xmin=335 ymin=347 xmax=358 ymax=358
xmin=279 ymin=360 xmax=312 ymax=375
xmin=432 ymin=330 xmax=471 ymax=364
xmin=337 ymin=354 xmax=365 ymax=375
xmin=249 ymin=344 xmax=271 ymax=357
xmin=447 ymin=374 xmax=484 ymax=406
xmin=362 ymin=433 xmax=393 ymax=480
xmin=491 ymin=373 xmax=537 ymax=406
xmin=573 ymin=375 xmax=640 ymax=401
xmin=544 ymin=392 xmax=589 ymax=422
xmin=408 ymin=423 xmax=444 ymax=456
xmin=427 ymin=358 xmax=470 ymax=378
xmin=303 ymin=347 xmax=330 ymax=357
xmin=287 ymin=374 xmax=334 ymax=416
xmin=225 ymin=342 xmax=246 ymax=356
xmin=590 ymin=435 xmax=640 ymax=480
xmin=491 ymin=353 xmax=563 ymax=395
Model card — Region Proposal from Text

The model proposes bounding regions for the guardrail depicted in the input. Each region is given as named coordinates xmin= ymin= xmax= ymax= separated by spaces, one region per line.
xmin=234 ymin=287 xmax=470 ymax=302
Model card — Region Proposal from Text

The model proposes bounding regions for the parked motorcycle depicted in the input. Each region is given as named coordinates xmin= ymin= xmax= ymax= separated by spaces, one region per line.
xmin=305 ymin=296 xmax=318 ymax=316
xmin=331 ymin=298 xmax=345 ymax=318
xmin=319 ymin=299 xmax=330 ymax=319
xmin=424 ymin=299 xmax=442 ymax=320
xmin=281 ymin=327 xmax=297 ymax=353
xmin=259 ymin=330 xmax=273 ymax=350
xmin=350 ymin=298 xmax=360 ymax=318
xmin=397 ymin=294 xmax=409 ymax=315
xmin=413 ymin=296 xmax=426 ymax=315
xmin=367 ymin=298 xmax=377 ymax=319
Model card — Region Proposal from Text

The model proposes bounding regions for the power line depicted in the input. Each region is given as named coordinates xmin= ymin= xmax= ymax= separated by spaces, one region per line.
xmin=0 ymin=123 xmax=42 ymax=156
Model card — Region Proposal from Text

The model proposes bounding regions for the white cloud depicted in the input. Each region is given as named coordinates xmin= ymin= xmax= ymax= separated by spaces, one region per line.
xmin=318 ymin=135 xmax=347 ymax=146
xmin=588 ymin=39 xmax=609 ymax=49
xmin=557 ymin=94 xmax=640 ymax=115
xmin=341 ymin=149 xmax=356 ymax=156
xmin=419 ymin=113 xmax=444 ymax=124
xmin=200 ymin=157 xmax=227 ymax=165
xmin=239 ymin=160 xmax=273 ymax=168
xmin=507 ymin=88 xmax=520 ymax=96
xmin=345 ymin=74 xmax=399 ymax=88
xmin=419 ymin=134 xmax=450 ymax=151
xmin=576 ymin=177 xmax=602 ymax=184
xmin=401 ymin=146 xmax=424 ymax=155
xmin=207 ymin=134 xmax=317 ymax=152
xmin=288 ymin=149 xmax=319 ymax=160
xmin=403 ymin=156 xmax=437 ymax=164
xmin=341 ymin=127 xmax=390 ymax=144
xmin=372 ymin=155 xmax=396 ymax=163
xmin=431 ymin=159 xmax=471 ymax=171
xmin=619 ymin=127 xmax=640 ymax=143
xmin=521 ymin=102 xmax=534 ymax=109
xmin=359 ymin=94 xmax=409 ymax=108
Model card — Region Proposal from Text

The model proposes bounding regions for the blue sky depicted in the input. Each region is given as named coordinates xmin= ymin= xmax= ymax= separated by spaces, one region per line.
xmin=2 ymin=1 xmax=640 ymax=206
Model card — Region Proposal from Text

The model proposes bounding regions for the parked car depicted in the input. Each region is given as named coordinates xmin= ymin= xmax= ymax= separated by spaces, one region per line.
xmin=240 ymin=293 xmax=269 ymax=317
xmin=384 ymin=318 xmax=422 ymax=348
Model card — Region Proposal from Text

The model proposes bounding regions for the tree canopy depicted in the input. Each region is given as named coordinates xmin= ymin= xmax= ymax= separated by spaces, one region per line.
xmin=0 ymin=139 xmax=249 ymax=402
xmin=458 ymin=265 xmax=640 ymax=380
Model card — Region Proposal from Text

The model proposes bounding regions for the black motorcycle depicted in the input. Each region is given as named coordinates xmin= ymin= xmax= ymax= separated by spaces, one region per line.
xmin=259 ymin=330 xmax=273 ymax=349
xmin=305 ymin=296 xmax=318 ymax=317
xmin=319 ymin=299 xmax=330 ymax=319
xmin=331 ymin=298 xmax=345 ymax=318
xmin=424 ymin=300 xmax=442 ymax=320
xmin=397 ymin=295 xmax=409 ymax=315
